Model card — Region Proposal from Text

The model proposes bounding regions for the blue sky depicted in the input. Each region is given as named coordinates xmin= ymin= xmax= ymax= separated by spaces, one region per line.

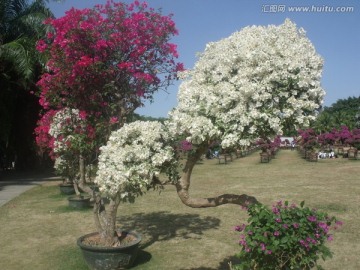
xmin=47 ymin=0 xmax=360 ymax=118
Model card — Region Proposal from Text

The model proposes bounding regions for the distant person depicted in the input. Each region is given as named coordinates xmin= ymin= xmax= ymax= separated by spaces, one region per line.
xmin=291 ymin=141 xmax=295 ymax=151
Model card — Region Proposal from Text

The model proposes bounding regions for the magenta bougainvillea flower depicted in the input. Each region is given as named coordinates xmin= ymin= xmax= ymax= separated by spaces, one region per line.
xmin=35 ymin=0 xmax=183 ymax=159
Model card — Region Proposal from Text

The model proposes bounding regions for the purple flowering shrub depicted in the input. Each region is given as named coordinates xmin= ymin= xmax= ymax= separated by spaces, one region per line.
xmin=349 ymin=128 xmax=360 ymax=149
xmin=179 ymin=140 xmax=193 ymax=152
xmin=233 ymin=201 xmax=342 ymax=270
xmin=297 ymin=129 xmax=319 ymax=150
xmin=256 ymin=136 xmax=281 ymax=153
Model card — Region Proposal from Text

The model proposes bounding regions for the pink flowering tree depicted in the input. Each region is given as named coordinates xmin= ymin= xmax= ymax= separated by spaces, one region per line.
xmin=317 ymin=129 xmax=337 ymax=148
xmin=35 ymin=0 xmax=183 ymax=191
xmin=296 ymin=128 xmax=319 ymax=151
xmin=345 ymin=128 xmax=360 ymax=150
xmin=333 ymin=125 xmax=352 ymax=146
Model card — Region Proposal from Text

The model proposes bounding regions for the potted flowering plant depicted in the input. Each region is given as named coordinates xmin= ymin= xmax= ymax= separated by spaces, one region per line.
xmin=45 ymin=108 xmax=95 ymax=203
xmin=232 ymin=201 xmax=343 ymax=270
xmin=76 ymin=18 xmax=326 ymax=269
xmin=345 ymin=128 xmax=360 ymax=159
xmin=256 ymin=138 xmax=271 ymax=163
xmin=297 ymin=129 xmax=320 ymax=161
xmin=257 ymin=138 xmax=272 ymax=153
xmin=256 ymin=136 xmax=281 ymax=162
xmin=35 ymin=1 xmax=184 ymax=267
xmin=76 ymin=121 xmax=180 ymax=268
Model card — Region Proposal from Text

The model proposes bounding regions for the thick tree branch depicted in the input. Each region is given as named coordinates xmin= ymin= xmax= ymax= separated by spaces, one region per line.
xmin=175 ymin=191 xmax=258 ymax=208
xmin=175 ymin=143 xmax=258 ymax=208
xmin=93 ymin=192 xmax=122 ymax=246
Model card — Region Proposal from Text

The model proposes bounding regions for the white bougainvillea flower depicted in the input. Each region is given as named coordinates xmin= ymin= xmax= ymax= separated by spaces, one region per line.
xmin=168 ymin=19 xmax=325 ymax=149
xmin=49 ymin=108 xmax=85 ymax=153
xmin=96 ymin=121 xmax=179 ymax=198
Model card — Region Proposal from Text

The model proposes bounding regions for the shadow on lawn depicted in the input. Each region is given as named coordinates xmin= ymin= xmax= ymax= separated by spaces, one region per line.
xmin=179 ymin=255 xmax=242 ymax=270
xmin=118 ymin=211 xmax=221 ymax=249
xmin=119 ymin=211 xmax=225 ymax=268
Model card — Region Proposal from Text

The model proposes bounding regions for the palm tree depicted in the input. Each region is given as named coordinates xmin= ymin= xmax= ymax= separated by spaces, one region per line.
xmin=313 ymin=111 xmax=333 ymax=133
xmin=0 ymin=0 xmax=53 ymax=170
xmin=1 ymin=0 xmax=52 ymax=82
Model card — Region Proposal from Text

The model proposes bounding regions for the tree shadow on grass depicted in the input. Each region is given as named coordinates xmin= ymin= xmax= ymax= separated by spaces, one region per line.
xmin=117 ymin=211 xmax=221 ymax=249
xmin=132 ymin=249 xmax=152 ymax=268
xmin=119 ymin=211 xmax=221 ymax=268
xmin=180 ymin=255 xmax=242 ymax=270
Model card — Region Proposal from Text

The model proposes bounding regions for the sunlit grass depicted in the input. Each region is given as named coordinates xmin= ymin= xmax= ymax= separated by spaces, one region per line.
xmin=0 ymin=150 xmax=359 ymax=269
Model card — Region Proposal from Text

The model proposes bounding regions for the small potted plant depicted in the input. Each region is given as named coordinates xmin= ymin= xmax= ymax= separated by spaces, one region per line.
xmin=232 ymin=201 xmax=343 ymax=270
xmin=257 ymin=138 xmax=272 ymax=163
xmin=56 ymin=157 xmax=77 ymax=195
xmin=47 ymin=108 xmax=93 ymax=208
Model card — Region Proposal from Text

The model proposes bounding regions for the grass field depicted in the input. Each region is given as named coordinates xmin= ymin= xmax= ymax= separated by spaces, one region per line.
xmin=0 ymin=150 xmax=359 ymax=270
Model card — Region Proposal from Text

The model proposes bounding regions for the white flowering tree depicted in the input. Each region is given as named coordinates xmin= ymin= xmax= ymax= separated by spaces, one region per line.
xmin=49 ymin=108 xmax=95 ymax=194
xmin=94 ymin=121 xmax=179 ymax=244
xmin=94 ymin=19 xmax=325 ymax=245
xmin=167 ymin=19 xmax=324 ymax=207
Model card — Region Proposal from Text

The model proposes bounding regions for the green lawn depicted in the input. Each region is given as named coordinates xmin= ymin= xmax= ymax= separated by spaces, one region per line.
xmin=0 ymin=150 xmax=359 ymax=269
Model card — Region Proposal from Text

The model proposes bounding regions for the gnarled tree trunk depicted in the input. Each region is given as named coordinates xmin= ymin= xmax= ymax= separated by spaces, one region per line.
xmin=78 ymin=154 xmax=93 ymax=195
xmin=93 ymin=192 xmax=122 ymax=246
xmin=175 ymin=144 xmax=258 ymax=208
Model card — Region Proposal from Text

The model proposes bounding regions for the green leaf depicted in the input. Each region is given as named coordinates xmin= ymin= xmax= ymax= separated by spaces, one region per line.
xmin=300 ymin=201 xmax=305 ymax=208
xmin=281 ymin=237 xmax=288 ymax=243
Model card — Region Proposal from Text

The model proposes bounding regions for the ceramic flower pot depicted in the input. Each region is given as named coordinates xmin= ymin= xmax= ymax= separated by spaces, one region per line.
xmin=307 ymin=151 xmax=318 ymax=162
xmin=68 ymin=195 xmax=91 ymax=209
xmin=260 ymin=152 xmax=270 ymax=163
xmin=77 ymin=231 xmax=141 ymax=270
xmin=347 ymin=148 xmax=357 ymax=160
xmin=59 ymin=183 xmax=75 ymax=195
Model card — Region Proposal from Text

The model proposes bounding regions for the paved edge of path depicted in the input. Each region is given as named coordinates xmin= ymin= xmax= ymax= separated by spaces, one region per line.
xmin=0 ymin=172 xmax=62 ymax=207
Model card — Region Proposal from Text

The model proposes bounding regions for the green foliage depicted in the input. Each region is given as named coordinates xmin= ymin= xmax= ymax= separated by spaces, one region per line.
xmin=0 ymin=0 xmax=53 ymax=169
xmin=128 ymin=113 xmax=167 ymax=123
xmin=232 ymin=201 xmax=342 ymax=270
xmin=313 ymin=96 xmax=360 ymax=132
xmin=324 ymin=96 xmax=360 ymax=115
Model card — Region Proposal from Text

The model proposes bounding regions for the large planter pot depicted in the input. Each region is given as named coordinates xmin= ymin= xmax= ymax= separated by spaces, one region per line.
xmin=337 ymin=147 xmax=344 ymax=156
xmin=260 ymin=152 xmax=270 ymax=163
xmin=59 ymin=183 xmax=75 ymax=195
xmin=307 ymin=151 xmax=318 ymax=162
xmin=357 ymin=150 xmax=360 ymax=160
xmin=68 ymin=195 xmax=91 ymax=209
xmin=77 ymin=231 xmax=142 ymax=270
xmin=79 ymin=183 xmax=100 ymax=193
xmin=348 ymin=148 xmax=358 ymax=160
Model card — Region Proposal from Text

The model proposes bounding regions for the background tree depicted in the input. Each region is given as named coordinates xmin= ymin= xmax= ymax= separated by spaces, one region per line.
xmin=0 ymin=0 xmax=53 ymax=170
xmin=356 ymin=107 xmax=360 ymax=129
xmin=313 ymin=96 xmax=360 ymax=132
xmin=128 ymin=112 xmax=167 ymax=123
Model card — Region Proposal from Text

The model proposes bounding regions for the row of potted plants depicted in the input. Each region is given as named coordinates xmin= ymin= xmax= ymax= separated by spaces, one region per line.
xmin=296 ymin=127 xmax=360 ymax=161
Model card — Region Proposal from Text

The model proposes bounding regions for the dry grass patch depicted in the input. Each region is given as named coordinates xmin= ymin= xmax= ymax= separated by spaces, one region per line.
xmin=0 ymin=150 xmax=359 ymax=269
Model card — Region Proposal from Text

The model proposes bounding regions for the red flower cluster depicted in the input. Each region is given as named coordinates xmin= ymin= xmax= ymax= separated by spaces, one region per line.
xmin=35 ymin=0 xmax=183 ymax=156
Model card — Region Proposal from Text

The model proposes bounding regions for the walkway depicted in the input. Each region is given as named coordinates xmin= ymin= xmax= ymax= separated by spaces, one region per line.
xmin=0 ymin=171 xmax=61 ymax=207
